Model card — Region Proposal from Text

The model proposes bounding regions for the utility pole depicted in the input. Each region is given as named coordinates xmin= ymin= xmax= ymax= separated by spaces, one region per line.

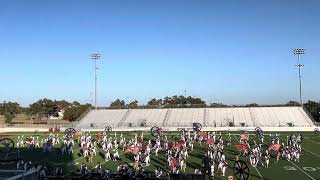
xmin=91 ymin=52 xmax=101 ymax=110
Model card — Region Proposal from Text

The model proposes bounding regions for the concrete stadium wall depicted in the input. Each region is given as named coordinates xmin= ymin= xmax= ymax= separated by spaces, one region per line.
xmin=0 ymin=128 xmax=49 ymax=133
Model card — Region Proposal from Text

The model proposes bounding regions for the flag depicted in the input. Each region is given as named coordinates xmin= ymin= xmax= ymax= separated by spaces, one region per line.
xmin=170 ymin=158 xmax=177 ymax=170
xmin=125 ymin=147 xmax=140 ymax=155
xmin=235 ymin=144 xmax=249 ymax=152
xmin=240 ymin=134 xmax=250 ymax=140
xmin=175 ymin=142 xmax=182 ymax=149
xmin=83 ymin=143 xmax=88 ymax=151
xmin=268 ymin=144 xmax=281 ymax=152
xmin=207 ymin=138 xmax=215 ymax=145
xmin=199 ymin=132 xmax=208 ymax=140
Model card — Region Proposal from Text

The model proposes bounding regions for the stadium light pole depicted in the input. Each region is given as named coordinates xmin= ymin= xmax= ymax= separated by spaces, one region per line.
xmin=293 ymin=48 xmax=305 ymax=107
xmin=91 ymin=52 xmax=101 ymax=110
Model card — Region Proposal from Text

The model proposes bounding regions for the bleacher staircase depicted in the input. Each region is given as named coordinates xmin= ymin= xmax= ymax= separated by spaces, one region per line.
xmin=117 ymin=109 xmax=131 ymax=127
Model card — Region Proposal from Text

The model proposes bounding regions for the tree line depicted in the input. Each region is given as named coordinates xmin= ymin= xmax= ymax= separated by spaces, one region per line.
xmin=1 ymin=97 xmax=319 ymax=123
xmin=110 ymin=95 xmax=206 ymax=109
xmin=0 ymin=99 xmax=91 ymax=123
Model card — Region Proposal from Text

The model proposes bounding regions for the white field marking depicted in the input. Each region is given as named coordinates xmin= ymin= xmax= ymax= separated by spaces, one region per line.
xmin=288 ymin=161 xmax=316 ymax=180
xmin=305 ymin=138 xmax=320 ymax=145
xmin=67 ymin=161 xmax=80 ymax=166
xmin=254 ymin=166 xmax=263 ymax=180
xmin=100 ymin=160 xmax=109 ymax=165
xmin=302 ymin=147 xmax=320 ymax=159
xmin=73 ymin=148 xmax=120 ymax=164
xmin=71 ymin=155 xmax=86 ymax=162
xmin=72 ymin=146 xmax=81 ymax=152
xmin=233 ymin=135 xmax=239 ymax=142
xmin=100 ymin=152 xmax=125 ymax=165
xmin=46 ymin=148 xmax=83 ymax=165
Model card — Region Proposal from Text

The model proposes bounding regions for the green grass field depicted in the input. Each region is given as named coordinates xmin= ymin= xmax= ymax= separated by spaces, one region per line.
xmin=0 ymin=131 xmax=320 ymax=180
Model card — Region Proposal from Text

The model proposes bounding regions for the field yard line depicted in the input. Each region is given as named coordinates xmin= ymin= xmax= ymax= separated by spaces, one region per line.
xmin=91 ymin=149 xmax=131 ymax=167
xmin=100 ymin=160 xmax=108 ymax=165
xmin=72 ymin=148 xmax=108 ymax=162
xmin=288 ymin=161 xmax=316 ymax=180
xmin=73 ymin=146 xmax=81 ymax=152
xmin=73 ymin=149 xmax=123 ymax=164
xmin=302 ymin=147 xmax=320 ymax=159
xmin=254 ymin=167 xmax=263 ymax=180
xmin=74 ymin=156 xmax=86 ymax=162
xmin=100 ymin=152 xmax=125 ymax=165
xmin=305 ymin=138 xmax=320 ymax=145
xmin=233 ymin=135 xmax=239 ymax=142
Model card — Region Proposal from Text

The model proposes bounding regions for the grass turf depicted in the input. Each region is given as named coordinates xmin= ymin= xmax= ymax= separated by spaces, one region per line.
xmin=0 ymin=131 xmax=320 ymax=180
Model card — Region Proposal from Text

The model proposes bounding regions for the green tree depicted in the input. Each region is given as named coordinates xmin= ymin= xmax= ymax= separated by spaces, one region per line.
xmin=286 ymin=101 xmax=300 ymax=106
xmin=210 ymin=103 xmax=228 ymax=108
xmin=110 ymin=99 xmax=126 ymax=109
xmin=4 ymin=113 xmax=15 ymax=124
xmin=0 ymin=101 xmax=20 ymax=115
xmin=147 ymin=98 xmax=163 ymax=106
xmin=127 ymin=100 xmax=139 ymax=109
xmin=63 ymin=104 xmax=91 ymax=122
xmin=162 ymin=95 xmax=206 ymax=107
xmin=304 ymin=101 xmax=320 ymax=122
xmin=29 ymin=98 xmax=58 ymax=118
xmin=163 ymin=96 xmax=172 ymax=105
xmin=72 ymin=101 xmax=81 ymax=106
xmin=0 ymin=101 xmax=20 ymax=124
xmin=245 ymin=103 xmax=259 ymax=107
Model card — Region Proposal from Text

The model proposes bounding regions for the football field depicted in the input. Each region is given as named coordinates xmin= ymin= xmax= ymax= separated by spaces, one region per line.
xmin=0 ymin=131 xmax=320 ymax=180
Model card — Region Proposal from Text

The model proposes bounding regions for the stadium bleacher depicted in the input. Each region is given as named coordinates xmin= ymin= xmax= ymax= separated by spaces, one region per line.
xmin=76 ymin=107 xmax=314 ymax=129
xmin=119 ymin=109 xmax=168 ymax=127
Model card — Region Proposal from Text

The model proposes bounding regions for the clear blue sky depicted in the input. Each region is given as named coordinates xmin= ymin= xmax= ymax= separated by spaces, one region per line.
xmin=0 ymin=0 xmax=319 ymax=107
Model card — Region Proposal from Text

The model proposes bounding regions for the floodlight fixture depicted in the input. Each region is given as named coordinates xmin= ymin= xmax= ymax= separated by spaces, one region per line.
xmin=293 ymin=48 xmax=305 ymax=55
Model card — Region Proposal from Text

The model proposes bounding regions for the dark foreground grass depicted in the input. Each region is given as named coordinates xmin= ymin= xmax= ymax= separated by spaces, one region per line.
xmin=0 ymin=131 xmax=319 ymax=180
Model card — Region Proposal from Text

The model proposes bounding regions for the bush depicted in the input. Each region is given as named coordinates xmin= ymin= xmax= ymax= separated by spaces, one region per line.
xmin=4 ymin=113 xmax=15 ymax=124
xmin=63 ymin=105 xmax=91 ymax=122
